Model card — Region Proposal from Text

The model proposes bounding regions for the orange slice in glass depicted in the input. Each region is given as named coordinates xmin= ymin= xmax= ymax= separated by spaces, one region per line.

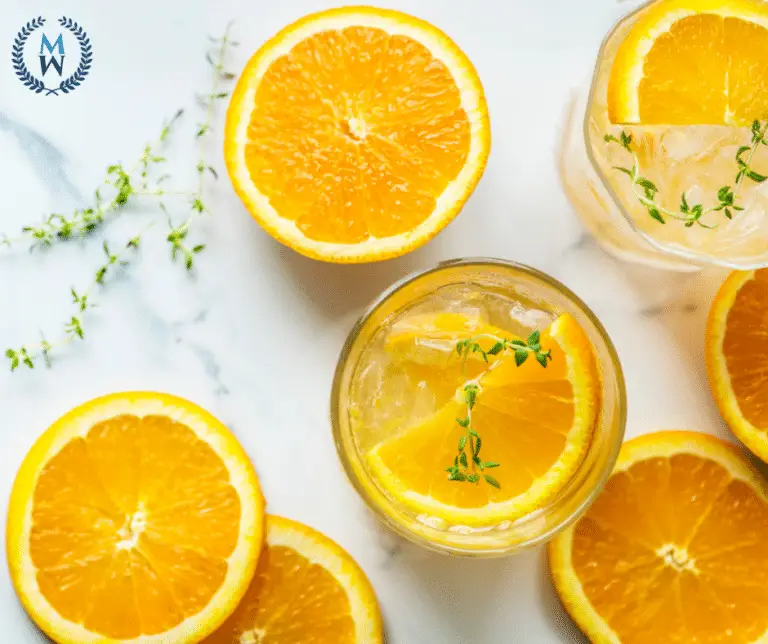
xmin=366 ymin=314 xmax=600 ymax=526
xmin=550 ymin=430 xmax=768 ymax=643
xmin=707 ymin=268 xmax=768 ymax=462
xmin=608 ymin=0 xmax=768 ymax=124
xmin=5 ymin=392 xmax=264 ymax=644
xmin=203 ymin=515 xmax=383 ymax=643
xmin=224 ymin=7 xmax=490 ymax=262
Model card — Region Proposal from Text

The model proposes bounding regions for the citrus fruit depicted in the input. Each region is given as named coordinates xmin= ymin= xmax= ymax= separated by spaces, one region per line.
xmin=385 ymin=311 xmax=510 ymax=366
xmin=384 ymin=311 xmax=539 ymax=409
xmin=224 ymin=6 xmax=490 ymax=263
xmin=6 ymin=392 xmax=265 ymax=644
xmin=607 ymin=0 xmax=768 ymax=124
xmin=203 ymin=515 xmax=383 ymax=644
xmin=366 ymin=313 xmax=600 ymax=526
xmin=549 ymin=430 xmax=768 ymax=644
xmin=707 ymin=268 xmax=768 ymax=462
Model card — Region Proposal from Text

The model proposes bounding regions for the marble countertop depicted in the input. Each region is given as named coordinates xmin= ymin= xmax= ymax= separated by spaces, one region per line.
xmin=0 ymin=0 xmax=737 ymax=642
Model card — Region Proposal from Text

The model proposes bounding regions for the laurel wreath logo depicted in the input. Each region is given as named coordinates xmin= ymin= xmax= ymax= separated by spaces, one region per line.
xmin=11 ymin=16 xmax=92 ymax=96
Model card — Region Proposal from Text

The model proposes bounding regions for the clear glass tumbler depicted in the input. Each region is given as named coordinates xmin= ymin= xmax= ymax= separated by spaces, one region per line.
xmin=563 ymin=0 xmax=768 ymax=271
xmin=331 ymin=258 xmax=626 ymax=556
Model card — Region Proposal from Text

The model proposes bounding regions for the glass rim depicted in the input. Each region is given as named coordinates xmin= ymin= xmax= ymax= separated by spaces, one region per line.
xmin=582 ymin=0 xmax=768 ymax=271
xmin=330 ymin=257 xmax=628 ymax=556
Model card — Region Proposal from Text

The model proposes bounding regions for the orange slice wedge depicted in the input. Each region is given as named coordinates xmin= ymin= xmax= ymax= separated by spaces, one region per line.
xmin=386 ymin=311 xmax=511 ymax=365
xmin=707 ymin=268 xmax=768 ymax=462
xmin=203 ymin=516 xmax=383 ymax=643
xmin=608 ymin=0 xmax=768 ymax=124
xmin=224 ymin=7 xmax=490 ymax=262
xmin=6 ymin=392 xmax=265 ymax=644
xmin=384 ymin=312 xmax=532 ymax=409
xmin=550 ymin=430 xmax=768 ymax=643
xmin=366 ymin=314 xmax=600 ymax=526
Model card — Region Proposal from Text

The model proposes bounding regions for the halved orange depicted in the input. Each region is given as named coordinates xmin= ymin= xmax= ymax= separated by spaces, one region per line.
xmin=707 ymin=268 xmax=768 ymax=462
xmin=608 ymin=0 xmax=768 ymax=124
xmin=550 ymin=430 xmax=768 ymax=643
xmin=224 ymin=7 xmax=490 ymax=263
xmin=6 ymin=392 xmax=265 ymax=644
xmin=203 ymin=515 xmax=383 ymax=643
xmin=366 ymin=313 xmax=600 ymax=526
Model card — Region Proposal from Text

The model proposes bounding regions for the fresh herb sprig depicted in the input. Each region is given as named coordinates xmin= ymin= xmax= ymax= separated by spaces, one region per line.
xmin=3 ymin=26 xmax=238 ymax=371
xmin=5 ymin=233 xmax=147 ymax=370
xmin=604 ymin=120 xmax=768 ymax=228
xmin=446 ymin=330 xmax=552 ymax=487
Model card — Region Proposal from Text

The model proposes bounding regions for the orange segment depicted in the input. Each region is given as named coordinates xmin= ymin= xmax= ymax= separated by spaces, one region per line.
xmin=203 ymin=516 xmax=383 ymax=644
xmin=549 ymin=430 xmax=768 ymax=644
xmin=707 ymin=268 xmax=768 ymax=462
xmin=366 ymin=314 xmax=600 ymax=526
xmin=225 ymin=7 xmax=490 ymax=262
xmin=608 ymin=0 xmax=768 ymax=124
xmin=384 ymin=312 xmax=511 ymax=405
xmin=6 ymin=392 xmax=264 ymax=644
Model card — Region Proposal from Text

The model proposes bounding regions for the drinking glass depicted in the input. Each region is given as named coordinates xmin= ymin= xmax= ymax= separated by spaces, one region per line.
xmin=563 ymin=0 xmax=768 ymax=270
xmin=331 ymin=258 xmax=626 ymax=555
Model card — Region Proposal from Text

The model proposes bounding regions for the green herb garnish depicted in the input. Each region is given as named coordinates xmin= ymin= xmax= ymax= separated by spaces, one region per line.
xmin=604 ymin=120 xmax=768 ymax=228
xmin=446 ymin=330 xmax=552 ymax=487
xmin=3 ymin=26 xmax=238 ymax=372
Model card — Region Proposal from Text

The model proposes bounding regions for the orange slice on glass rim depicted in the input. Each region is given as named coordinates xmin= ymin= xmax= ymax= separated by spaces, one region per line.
xmin=550 ymin=430 xmax=768 ymax=643
xmin=608 ymin=0 xmax=768 ymax=124
xmin=224 ymin=7 xmax=490 ymax=262
xmin=203 ymin=515 xmax=383 ymax=643
xmin=6 ymin=392 xmax=264 ymax=644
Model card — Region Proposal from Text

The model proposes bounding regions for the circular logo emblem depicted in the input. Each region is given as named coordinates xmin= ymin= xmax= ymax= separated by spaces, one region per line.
xmin=11 ymin=16 xmax=92 ymax=96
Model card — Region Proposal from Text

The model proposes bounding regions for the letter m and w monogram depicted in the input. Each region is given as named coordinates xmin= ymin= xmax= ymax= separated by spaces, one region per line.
xmin=39 ymin=33 xmax=65 ymax=76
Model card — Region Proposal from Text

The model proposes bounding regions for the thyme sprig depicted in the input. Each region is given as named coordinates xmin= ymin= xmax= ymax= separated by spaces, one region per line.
xmin=446 ymin=330 xmax=553 ymax=487
xmin=1 ymin=113 xmax=184 ymax=252
xmin=3 ymin=26 xmax=238 ymax=371
xmin=5 ymin=232 xmax=146 ymax=371
xmin=604 ymin=120 xmax=768 ymax=228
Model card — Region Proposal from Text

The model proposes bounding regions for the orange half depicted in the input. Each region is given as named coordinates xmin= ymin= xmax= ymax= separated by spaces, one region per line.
xmin=550 ymin=430 xmax=768 ymax=643
xmin=225 ymin=7 xmax=490 ymax=262
xmin=608 ymin=0 xmax=768 ymax=124
xmin=6 ymin=392 xmax=265 ymax=644
xmin=707 ymin=268 xmax=768 ymax=462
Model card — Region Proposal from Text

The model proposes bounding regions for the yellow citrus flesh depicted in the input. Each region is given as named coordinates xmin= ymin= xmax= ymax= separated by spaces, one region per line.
xmin=608 ymin=0 xmax=768 ymax=124
xmin=366 ymin=313 xmax=600 ymax=526
xmin=224 ymin=7 xmax=490 ymax=263
xmin=386 ymin=311 xmax=511 ymax=364
xmin=203 ymin=516 xmax=383 ymax=644
xmin=385 ymin=311 xmax=511 ymax=405
xmin=6 ymin=392 xmax=265 ymax=644
xmin=707 ymin=268 xmax=768 ymax=462
xmin=550 ymin=430 xmax=768 ymax=644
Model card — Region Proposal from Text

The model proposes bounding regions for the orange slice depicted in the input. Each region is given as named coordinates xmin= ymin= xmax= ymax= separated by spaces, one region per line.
xmin=6 ymin=392 xmax=265 ymax=644
xmin=549 ymin=430 xmax=768 ymax=643
xmin=203 ymin=515 xmax=383 ymax=643
xmin=386 ymin=311 xmax=511 ymax=365
xmin=608 ymin=0 xmax=768 ymax=124
xmin=706 ymin=268 xmax=768 ymax=462
xmin=384 ymin=312 xmax=535 ymax=409
xmin=366 ymin=314 xmax=600 ymax=526
xmin=224 ymin=7 xmax=490 ymax=263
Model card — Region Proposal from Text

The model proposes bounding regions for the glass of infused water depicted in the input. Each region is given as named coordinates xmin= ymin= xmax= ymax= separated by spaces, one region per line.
xmin=332 ymin=259 xmax=626 ymax=555
xmin=562 ymin=0 xmax=768 ymax=270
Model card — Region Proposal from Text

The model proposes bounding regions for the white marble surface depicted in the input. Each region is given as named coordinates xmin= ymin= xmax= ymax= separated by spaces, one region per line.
xmin=0 ymin=0 xmax=741 ymax=642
